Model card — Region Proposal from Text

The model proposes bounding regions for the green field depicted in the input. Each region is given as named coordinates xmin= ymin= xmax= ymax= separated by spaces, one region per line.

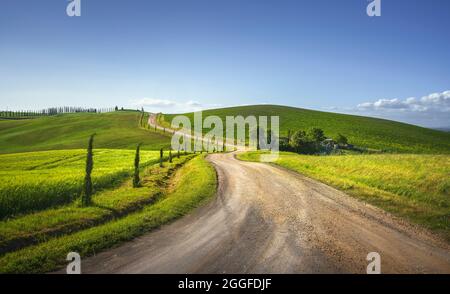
xmin=163 ymin=105 xmax=450 ymax=154
xmin=0 ymin=154 xmax=196 ymax=255
xmin=0 ymin=111 xmax=171 ymax=154
xmin=0 ymin=109 xmax=220 ymax=273
xmin=0 ymin=154 xmax=217 ymax=273
xmin=1 ymin=104 xmax=449 ymax=272
xmin=0 ymin=149 xmax=161 ymax=219
xmin=238 ymin=151 xmax=450 ymax=240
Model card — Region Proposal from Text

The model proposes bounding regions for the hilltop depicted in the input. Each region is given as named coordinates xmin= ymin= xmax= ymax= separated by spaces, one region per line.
xmin=0 ymin=111 xmax=170 ymax=154
xmin=163 ymin=105 xmax=450 ymax=154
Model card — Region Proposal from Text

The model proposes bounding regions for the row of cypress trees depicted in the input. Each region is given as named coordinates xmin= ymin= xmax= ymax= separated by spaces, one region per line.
xmin=80 ymin=137 xmax=177 ymax=206
xmin=81 ymin=115 xmax=228 ymax=206
xmin=80 ymin=135 xmax=223 ymax=206
xmin=0 ymin=107 xmax=116 ymax=118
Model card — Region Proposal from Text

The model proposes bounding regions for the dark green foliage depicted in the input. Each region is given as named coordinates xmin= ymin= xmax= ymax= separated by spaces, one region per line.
xmin=290 ymin=128 xmax=326 ymax=154
xmin=169 ymin=150 xmax=173 ymax=163
xmin=336 ymin=133 xmax=348 ymax=145
xmin=290 ymin=130 xmax=311 ymax=154
xmin=310 ymin=128 xmax=326 ymax=142
xmin=160 ymin=148 xmax=164 ymax=167
xmin=133 ymin=144 xmax=141 ymax=188
xmin=139 ymin=112 xmax=145 ymax=127
xmin=82 ymin=134 xmax=95 ymax=206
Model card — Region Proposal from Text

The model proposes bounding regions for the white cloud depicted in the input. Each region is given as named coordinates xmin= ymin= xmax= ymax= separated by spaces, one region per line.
xmin=132 ymin=98 xmax=176 ymax=108
xmin=130 ymin=98 xmax=221 ymax=113
xmin=357 ymin=90 xmax=450 ymax=113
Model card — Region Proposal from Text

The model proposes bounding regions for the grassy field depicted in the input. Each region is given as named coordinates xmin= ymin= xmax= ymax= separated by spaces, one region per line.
xmin=163 ymin=105 xmax=450 ymax=154
xmin=0 ymin=154 xmax=195 ymax=255
xmin=0 ymin=110 xmax=219 ymax=273
xmin=0 ymin=149 xmax=162 ymax=219
xmin=0 ymin=154 xmax=217 ymax=273
xmin=238 ymin=151 xmax=450 ymax=240
xmin=0 ymin=111 xmax=171 ymax=154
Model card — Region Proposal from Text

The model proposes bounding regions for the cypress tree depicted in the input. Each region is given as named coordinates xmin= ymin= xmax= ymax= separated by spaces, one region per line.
xmin=159 ymin=148 xmax=164 ymax=167
xmin=133 ymin=143 xmax=141 ymax=188
xmin=82 ymin=134 xmax=95 ymax=206
xmin=140 ymin=112 xmax=144 ymax=127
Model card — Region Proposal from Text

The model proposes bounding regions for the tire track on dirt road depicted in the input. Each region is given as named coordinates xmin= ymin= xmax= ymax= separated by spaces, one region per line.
xmin=79 ymin=152 xmax=450 ymax=274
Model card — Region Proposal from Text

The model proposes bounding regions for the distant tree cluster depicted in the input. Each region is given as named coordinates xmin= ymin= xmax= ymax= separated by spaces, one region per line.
xmin=280 ymin=128 xmax=350 ymax=155
xmin=0 ymin=107 xmax=118 ymax=118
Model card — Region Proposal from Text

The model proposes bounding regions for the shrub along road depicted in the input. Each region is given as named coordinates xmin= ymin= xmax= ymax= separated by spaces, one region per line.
xmin=80 ymin=152 xmax=450 ymax=274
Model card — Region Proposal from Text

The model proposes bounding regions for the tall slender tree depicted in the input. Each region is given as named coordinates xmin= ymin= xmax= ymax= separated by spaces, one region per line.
xmin=139 ymin=111 xmax=145 ymax=127
xmin=133 ymin=143 xmax=142 ymax=188
xmin=82 ymin=134 xmax=95 ymax=206
xmin=159 ymin=148 xmax=164 ymax=167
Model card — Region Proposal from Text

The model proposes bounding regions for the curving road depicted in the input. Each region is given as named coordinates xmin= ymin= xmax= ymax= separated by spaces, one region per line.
xmin=80 ymin=152 xmax=450 ymax=274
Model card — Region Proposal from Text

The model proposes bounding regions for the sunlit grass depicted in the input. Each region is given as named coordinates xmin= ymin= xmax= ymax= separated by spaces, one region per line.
xmin=0 ymin=111 xmax=171 ymax=154
xmin=0 ymin=154 xmax=217 ymax=273
xmin=0 ymin=149 xmax=160 ymax=218
xmin=0 ymin=154 xmax=195 ymax=255
xmin=239 ymin=151 xmax=450 ymax=240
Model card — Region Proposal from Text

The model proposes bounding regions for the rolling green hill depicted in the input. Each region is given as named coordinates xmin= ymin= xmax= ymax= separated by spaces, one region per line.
xmin=163 ymin=105 xmax=450 ymax=154
xmin=0 ymin=111 xmax=171 ymax=154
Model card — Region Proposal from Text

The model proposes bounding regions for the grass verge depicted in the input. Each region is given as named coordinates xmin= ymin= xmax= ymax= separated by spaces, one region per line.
xmin=238 ymin=151 xmax=450 ymax=241
xmin=0 ymin=154 xmax=217 ymax=273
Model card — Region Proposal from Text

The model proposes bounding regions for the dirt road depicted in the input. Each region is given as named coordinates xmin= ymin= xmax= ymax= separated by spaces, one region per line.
xmin=81 ymin=152 xmax=450 ymax=273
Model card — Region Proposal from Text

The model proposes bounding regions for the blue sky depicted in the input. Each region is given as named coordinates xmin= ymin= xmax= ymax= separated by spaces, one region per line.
xmin=0 ymin=0 xmax=449 ymax=127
